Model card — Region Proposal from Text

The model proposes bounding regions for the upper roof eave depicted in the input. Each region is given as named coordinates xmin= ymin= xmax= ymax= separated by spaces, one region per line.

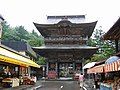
xmin=33 ymin=21 xmax=98 ymax=28
xmin=33 ymin=21 xmax=97 ymax=38
xmin=0 ymin=14 xmax=4 ymax=21
xmin=102 ymin=17 xmax=120 ymax=40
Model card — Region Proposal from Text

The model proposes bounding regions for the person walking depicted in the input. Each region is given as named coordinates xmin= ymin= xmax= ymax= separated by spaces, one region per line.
xmin=79 ymin=73 xmax=84 ymax=89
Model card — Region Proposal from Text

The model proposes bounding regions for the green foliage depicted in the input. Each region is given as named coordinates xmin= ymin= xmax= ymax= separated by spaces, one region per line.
xmin=14 ymin=26 xmax=29 ymax=41
xmin=36 ymin=57 xmax=46 ymax=65
xmin=27 ymin=30 xmax=44 ymax=47
xmin=85 ymin=27 xmax=116 ymax=64
xmin=1 ymin=21 xmax=44 ymax=47
xmin=32 ymin=30 xmax=39 ymax=37
xmin=87 ymin=38 xmax=96 ymax=47
xmin=1 ymin=22 xmax=15 ymax=41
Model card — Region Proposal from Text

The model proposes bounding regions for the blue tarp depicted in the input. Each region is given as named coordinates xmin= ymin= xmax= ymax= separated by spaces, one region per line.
xmin=105 ymin=56 xmax=120 ymax=64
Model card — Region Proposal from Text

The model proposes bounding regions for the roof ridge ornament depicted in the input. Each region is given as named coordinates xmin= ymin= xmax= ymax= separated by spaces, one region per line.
xmin=61 ymin=16 xmax=68 ymax=20
xmin=57 ymin=19 xmax=72 ymax=27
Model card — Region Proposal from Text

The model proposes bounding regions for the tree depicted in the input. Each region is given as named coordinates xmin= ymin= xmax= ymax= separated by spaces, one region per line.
xmin=2 ymin=22 xmax=44 ymax=46
xmin=27 ymin=30 xmax=44 ymax=47
xmin=14 ymin=26 xmax=30 ymax=41
xmin=2 ymin=22 xmax=18 ymax=41
xmin=36 ymin=57 xmax=46 ymax=65
xmin=31 ymin=30 xmax=39 ymax=37
xmin=85 ymin=26 xmax=115 ymax=63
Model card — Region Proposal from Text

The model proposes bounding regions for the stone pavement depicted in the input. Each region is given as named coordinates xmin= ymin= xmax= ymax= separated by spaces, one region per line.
xmin=0 ymin=79 xmax=98 ymax=90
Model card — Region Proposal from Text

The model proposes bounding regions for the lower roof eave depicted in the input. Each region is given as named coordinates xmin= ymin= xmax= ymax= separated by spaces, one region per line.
xmin=33 ymin=46 xmax=98 ymax=50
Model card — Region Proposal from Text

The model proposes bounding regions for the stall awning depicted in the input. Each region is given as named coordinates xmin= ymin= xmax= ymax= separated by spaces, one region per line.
xmin=83 ymin=62 xmax=96 ymax=69
xmin=87 ymin=67 xmax=95 ymax=74
xmin=87 ymin=64 xmax=104 ymax=74
xmin=0 ymin=46 xmax=40 ymax=68
xmin=88 ymin=60 xmax=120 ymax=73
xmin=104 ymin=60 xmax=119 ymax=72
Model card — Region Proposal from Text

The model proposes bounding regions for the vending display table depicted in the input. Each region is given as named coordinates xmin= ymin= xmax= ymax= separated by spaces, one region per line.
xmin=2 ymin=78 xmax=19 ymax=87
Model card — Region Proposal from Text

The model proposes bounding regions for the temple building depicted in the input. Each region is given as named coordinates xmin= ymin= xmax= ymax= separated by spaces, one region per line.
xmin=33 ymin=15 xmax=98 ymax=79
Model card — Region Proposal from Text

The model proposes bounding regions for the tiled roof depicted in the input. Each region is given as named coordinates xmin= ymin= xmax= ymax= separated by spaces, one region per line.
xmin=1 ymin=41 xmax=37 ymax=58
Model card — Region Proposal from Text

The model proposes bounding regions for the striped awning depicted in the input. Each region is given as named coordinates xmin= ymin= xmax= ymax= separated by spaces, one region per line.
xmin=104 ymin=60 xmax=119 ymax=72
xmin=87 ymin=60 xmax=120 ymax=74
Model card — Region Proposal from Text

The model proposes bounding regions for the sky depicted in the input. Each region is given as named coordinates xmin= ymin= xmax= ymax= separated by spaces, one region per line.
xmin=0 ymin=0 xmax=120 ymax=34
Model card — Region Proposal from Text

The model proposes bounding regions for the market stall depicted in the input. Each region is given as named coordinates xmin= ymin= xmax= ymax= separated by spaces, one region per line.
xmin=100 ymin=16 xmax=120 ymax=90
xmin=87 ymin=57 xmax=120 ymax=90
xmin=0 ymin=45 xmax=40 ymax=88
xmin=101 ymin=58 xmax=120 ymax=90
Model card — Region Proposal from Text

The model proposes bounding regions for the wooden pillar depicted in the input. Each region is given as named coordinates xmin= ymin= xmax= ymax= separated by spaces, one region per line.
xmin=57 ymin=62 xmax=60 ymax=78
xmin=81 ymin=58 xmax=84 ymax=73
xmin=0 ymin=23 xmax=2 ymax=44
xmin=46 ymin=62 xmax=49 ymax=77
xmin=28 ymin=67 xmax=31 ymax=77
xmin=115 ymin=39 xmax=119 ymax=53
xmin=55 ymin=62 xmax=58 ymax=72
xmin=73 ymin=62 xmax=75 ymax=71
xmin=55 ymin=62 xmax=58 ymax=78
